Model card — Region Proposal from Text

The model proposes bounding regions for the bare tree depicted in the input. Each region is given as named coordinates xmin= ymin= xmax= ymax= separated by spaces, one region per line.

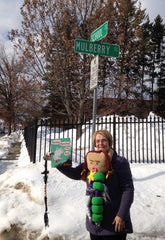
xmin=0 ymin=44 xmax=43 ymax=134
xmin=9 ymin=0 xmax=107 ymax=122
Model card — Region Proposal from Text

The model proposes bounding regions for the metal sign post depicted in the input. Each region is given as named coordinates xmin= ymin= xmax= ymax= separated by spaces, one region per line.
xmin=74 ymin=21 xmax=120 ymax=149
xmin=90 ymin=55 xmax=99 ymax=148
xmin=92 ymin=87 xmax=97 ymax=139
xmin=89 ymin=22 xmax=109 ymax=148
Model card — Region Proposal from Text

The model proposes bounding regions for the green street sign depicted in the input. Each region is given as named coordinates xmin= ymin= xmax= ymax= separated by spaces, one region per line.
xmin=74 ymin=39 xmax=119 ymax=57
xmin=91 ymin=21 xmax=108 ymax=42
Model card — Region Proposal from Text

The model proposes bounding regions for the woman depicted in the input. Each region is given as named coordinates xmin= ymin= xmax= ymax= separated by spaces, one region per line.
xmin=45 ymin=130 xmax=134 ymax=240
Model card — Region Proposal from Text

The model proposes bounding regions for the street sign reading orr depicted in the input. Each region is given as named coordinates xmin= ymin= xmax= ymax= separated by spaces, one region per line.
xmin=74 ymin=39 xmax=119 ymax=57
xmin=91 ymin=21 xmax=108 ymax=42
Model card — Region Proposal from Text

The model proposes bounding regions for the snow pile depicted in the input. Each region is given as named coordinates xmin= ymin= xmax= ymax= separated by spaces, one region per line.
xmin=0 ymin=131 xmax=21 ymax=159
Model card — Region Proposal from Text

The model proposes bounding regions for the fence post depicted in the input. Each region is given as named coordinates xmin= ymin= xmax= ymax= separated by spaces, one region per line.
xmin=24 ymin=118 xmax=38 ymax=163
xmin=32 ymin=118 xmax=38 ymax=163
xmin=113 ymin=115 xmax=116 ymax=150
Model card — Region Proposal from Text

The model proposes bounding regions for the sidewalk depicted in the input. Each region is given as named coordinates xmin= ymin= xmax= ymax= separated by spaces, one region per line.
xmin=0 ymin=133 xmax=21 ymax=174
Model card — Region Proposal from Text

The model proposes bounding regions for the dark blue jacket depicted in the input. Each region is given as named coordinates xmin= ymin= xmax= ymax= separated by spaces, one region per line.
xmin=58 ymin=150 xmax=134 ymax=236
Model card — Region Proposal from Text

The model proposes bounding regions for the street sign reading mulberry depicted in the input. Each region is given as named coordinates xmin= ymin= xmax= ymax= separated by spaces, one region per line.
xmin=74 ymin=39 xmax=119 ymax=57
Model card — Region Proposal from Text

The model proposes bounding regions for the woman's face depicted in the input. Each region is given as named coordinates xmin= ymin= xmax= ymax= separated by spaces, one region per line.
xmin=95 ymin=133 xmax=110 ymax=152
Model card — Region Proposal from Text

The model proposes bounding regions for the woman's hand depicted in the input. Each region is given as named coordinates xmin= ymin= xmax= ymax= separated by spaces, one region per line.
xmin=112 ymin=216 xmax=125 ymax=232
xmin=44 ymin=152 xmax=52 ymax=161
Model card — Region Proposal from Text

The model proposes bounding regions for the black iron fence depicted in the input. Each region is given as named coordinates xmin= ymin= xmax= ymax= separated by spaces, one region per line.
xmin=24 ymin=115 xmax=165 ymax=164
xmin=24 ymin=118 xmax=38 ymax=163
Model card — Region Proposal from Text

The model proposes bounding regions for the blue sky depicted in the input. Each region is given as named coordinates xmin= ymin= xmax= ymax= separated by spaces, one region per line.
xmin=0 ymin=0 xmax=164 ymax=50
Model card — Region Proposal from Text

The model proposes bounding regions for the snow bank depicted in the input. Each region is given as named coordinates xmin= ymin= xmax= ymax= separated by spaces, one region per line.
xmin=0 ymin=131 xmax=21 ymax=159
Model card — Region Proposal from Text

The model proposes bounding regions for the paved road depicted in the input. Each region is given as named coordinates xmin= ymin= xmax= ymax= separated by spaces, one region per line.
xmin=0 ymin=160 xmax=18 ymax=174
xmin=0 ymin=133 xmax=5 ymax=138
xmin=0 ymin=138 xmax=21 ymax=174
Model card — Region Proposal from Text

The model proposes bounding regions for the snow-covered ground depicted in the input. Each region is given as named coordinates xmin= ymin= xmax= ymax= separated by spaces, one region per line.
xmin=0 ymin=123 xmax=165 ymax=240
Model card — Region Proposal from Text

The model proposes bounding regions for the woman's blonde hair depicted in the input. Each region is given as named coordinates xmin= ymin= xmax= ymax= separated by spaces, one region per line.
xmin=92 ymin=129 xmax=113 ymax=159
xmin=93 ymin=129 xmax=113 ymax=147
